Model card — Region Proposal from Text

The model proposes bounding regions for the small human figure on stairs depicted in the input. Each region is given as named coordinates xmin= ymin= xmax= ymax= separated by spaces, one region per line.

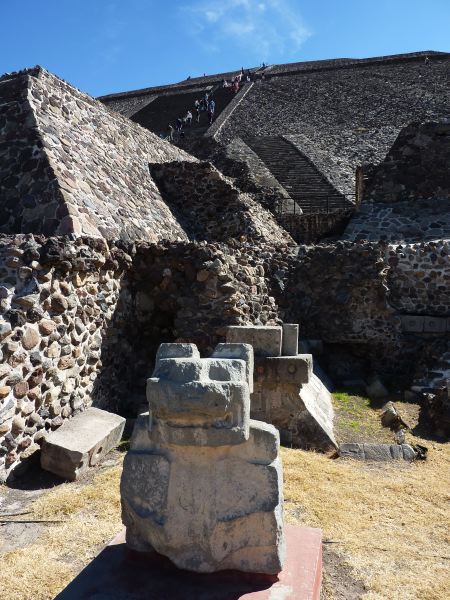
xmin=194 ymin=99 xmax=201 ymax=122
xmin=184 ymin=110 xmax=193 ymax=126
xmin=167 ymin=123 xmax=174 ymax=141
xmin=208 ymin=98 xmax=215 ymax=124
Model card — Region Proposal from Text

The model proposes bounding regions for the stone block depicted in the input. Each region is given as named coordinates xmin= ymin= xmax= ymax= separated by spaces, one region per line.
xmin=423 ymin=317 xmax=446 ymax=333
xmin=212 ymin=343 xmax=254 ymax=393
xmin=156 ymin=343 xmax=200 ymax=361
xmin=226 ymin=326 xmax=282 ymax=357
xmin=147 ymin=350 xmax=252 ymax=446
xmin=297 ymin=374 xmax=337 ymax=451
xmin=339 ymin=443 xmax=417 ymax=461
xmin=41 ymin=407 xmax=125 ymax=480
xmin=282 ymin=323 xmax=299 ymax=356
xmin=121 ymin=343 xmax=284 ymax=575
xmin=338 ymin=442 xmax=365 ymax=460
xmin=363 ymin=444 xmax=395 ymax=461
xmin=401 ymin=315 xmax=424 ymax=333
xmin=254 ymin=355 xmax=312 ymax=386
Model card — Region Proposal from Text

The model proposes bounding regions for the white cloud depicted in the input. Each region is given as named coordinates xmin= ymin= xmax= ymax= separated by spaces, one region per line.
xmin=180 ymin=0 xmax=312 ymax=61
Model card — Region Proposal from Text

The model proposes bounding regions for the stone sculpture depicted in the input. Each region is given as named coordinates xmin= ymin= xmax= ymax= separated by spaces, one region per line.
xmin=120 ymin=342 xmax=284 ymax=574
xmin=226 ymin=325 xmax=337 ymax=450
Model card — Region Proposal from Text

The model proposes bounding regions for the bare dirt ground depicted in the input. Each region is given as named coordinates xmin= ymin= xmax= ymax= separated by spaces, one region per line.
xmin=1 ymin=399 xmax=449 ymax=600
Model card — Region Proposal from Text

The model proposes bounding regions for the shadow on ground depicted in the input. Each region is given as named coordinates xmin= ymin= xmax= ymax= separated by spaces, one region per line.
xmin=55 ymin=540 xmax=275 ymax=600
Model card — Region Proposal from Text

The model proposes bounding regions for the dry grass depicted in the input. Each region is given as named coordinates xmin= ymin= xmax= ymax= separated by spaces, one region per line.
xmin=283 ymin=442 xmax=450 ymax=600
xmin=1 ymin=463 xmax=124 ymax=600
xmin=1 ymin=434 xmax=449 ymax=600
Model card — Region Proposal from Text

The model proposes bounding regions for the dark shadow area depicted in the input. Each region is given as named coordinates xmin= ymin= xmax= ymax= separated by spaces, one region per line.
xmin=6 ymin=456 xmax=67 ymax=490
xmin=56 ymin=542 xmax=275 ymax=600
xmin=412 ymin=404 xmax=449 ymax=444
xmin=91 ymin=248 xmax=178 ymax=420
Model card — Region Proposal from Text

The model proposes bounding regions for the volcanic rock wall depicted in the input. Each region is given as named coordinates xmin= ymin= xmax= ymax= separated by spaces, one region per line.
xmin=0 ymin=235 xmax=130 ymax=480
xmin=149 ymin=161 xmax=292 ymax=244
xmin=359 ymin=121 xmax=450 ymax=203
xmin=0 ymin=234 xmax=279 ymax=481
xmin=344 ymin=199 xmax=450 ymax=243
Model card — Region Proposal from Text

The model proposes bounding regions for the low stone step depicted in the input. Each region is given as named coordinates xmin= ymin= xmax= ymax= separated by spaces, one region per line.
xmin=339 ymin=443 xmax=417 ymax=461
xmin=41 ymin=407 xmax=125 ymax=480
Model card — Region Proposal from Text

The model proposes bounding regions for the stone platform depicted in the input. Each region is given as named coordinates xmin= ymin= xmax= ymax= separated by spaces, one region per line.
xmin=55 ymin=525 xmax=322 ymax=600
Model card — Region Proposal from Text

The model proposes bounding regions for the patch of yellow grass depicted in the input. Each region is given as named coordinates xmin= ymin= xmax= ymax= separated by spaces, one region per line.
xmin=282 ymin=444 xmax=450 ymax=600
xmin=2 ymin=461 xmax=124 ymax=600
xmin=2 ymin=443 xmax=449 ymax=600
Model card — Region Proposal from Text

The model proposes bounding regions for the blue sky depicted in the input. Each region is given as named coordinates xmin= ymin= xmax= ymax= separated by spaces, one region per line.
xmin=1 ymin=0 xmax=448 ymax=97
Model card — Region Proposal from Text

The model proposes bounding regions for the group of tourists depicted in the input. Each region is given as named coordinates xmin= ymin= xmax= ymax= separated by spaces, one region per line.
xmin=165 ymin=91 xmax=216 ymax=141
xmin=222 ymin=67 xmax=252 ymax=93
xmin=194 ymin=93 xmax=216 ymax=124
xmin=164 ymin=67 xmax=257 ymax=142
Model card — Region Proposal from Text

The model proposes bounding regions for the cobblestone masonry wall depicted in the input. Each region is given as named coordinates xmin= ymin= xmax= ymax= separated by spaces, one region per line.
xmin=259 ymin=240 xmax=448 ymax=383
xmin=386 ymin=241 xmax=450 ymax=316
xmin=0 ymin=235 xmax=279 ymax=480
xmin=344 ymin=199 xmax=450 ymax=243
xmin=149 ymin=161 xmax=292 ymax=244
xmin=0 ymin=235 xmax=131 ymax=480
xmin=0 ymin=233 xmax=448 ymax=479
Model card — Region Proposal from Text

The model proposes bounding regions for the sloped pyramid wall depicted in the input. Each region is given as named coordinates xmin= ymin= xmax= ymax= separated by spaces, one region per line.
xmin=0 ymin=67 xmax=192 ymax=241
xmin=0 ymin=67 xmax=289 ymax=246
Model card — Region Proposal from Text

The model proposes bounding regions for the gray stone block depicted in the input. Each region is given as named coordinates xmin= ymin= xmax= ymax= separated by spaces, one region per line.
xmin=339 ymin=443 xmax=417 ymax=461
xmin=41 ymin=407 xmax=125 ymax=480
xmin=254 ymin=355 xmax=312 ymax=386
xmin=338 ymin=442 xmax=365 ymax=459
xmin=156 ymin=343 xmax=200 ymax=361
xmin=423 ymin=317 xmax=446 ymax=333
xmin=401 ymin=315 xmax=424 ymax=333
xmin=282 ymin=323 xmax=299 ymax=356
xmin=212 ymin=343 xmax=254 ymax=393
xmin=226 ymin=325 xmax=282 ymax=357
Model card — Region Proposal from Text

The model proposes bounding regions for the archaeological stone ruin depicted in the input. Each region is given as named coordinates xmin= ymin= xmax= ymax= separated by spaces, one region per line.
xmin=121 ymin=342 xmax=284 ymax=574
xmin=225 ymin=325 xmax=336 ymax=450
xmin=0 ymin=50 xmax=449 ymax=483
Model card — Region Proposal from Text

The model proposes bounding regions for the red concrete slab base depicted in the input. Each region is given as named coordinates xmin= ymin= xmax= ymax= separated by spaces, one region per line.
xmin=55 ymin=524 xmax=322 ymax=600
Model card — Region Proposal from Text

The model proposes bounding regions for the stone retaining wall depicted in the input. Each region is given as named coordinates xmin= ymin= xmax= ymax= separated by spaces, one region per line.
xmin=0 ymin=235 xmax=279 ymax=480
xmin=0 ymin=67 xmax=194 ymax=241
xmin=1 ymin=234 xmax=448 ymax=480
xmin=344 ymin=199 xmax=450 ymax=243
xmin=0 ymin=235 xmax=130 ymax=480
xmin=386 ymin=241 xmax=450 ymax=316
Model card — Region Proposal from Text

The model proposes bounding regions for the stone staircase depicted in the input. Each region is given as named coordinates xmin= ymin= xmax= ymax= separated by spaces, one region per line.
xmin=131 ymin=86 xmax=237 ymax=139
xmin=244 ymin=136 xmax=351 ymax=214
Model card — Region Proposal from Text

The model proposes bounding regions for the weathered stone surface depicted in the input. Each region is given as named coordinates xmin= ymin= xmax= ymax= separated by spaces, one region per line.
xmin=41 ymin=407 xmax=125 ymax=480
xmin=226 ymin=325 xmax=282 ymax=357
xmin=211 ymin=343 xmax=254 ymax=393
xmin=21 ymin=326 xmax=40 ymax=350
xmin=121 ymin=343 xmax=284 ymax=575
xmin=282 ymin=323 xmax=299 ymax=356
xmin=339 ymin=443 xmax=417 ymax=461
xmin=224 ymin=325 xmax=336 ymax=450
